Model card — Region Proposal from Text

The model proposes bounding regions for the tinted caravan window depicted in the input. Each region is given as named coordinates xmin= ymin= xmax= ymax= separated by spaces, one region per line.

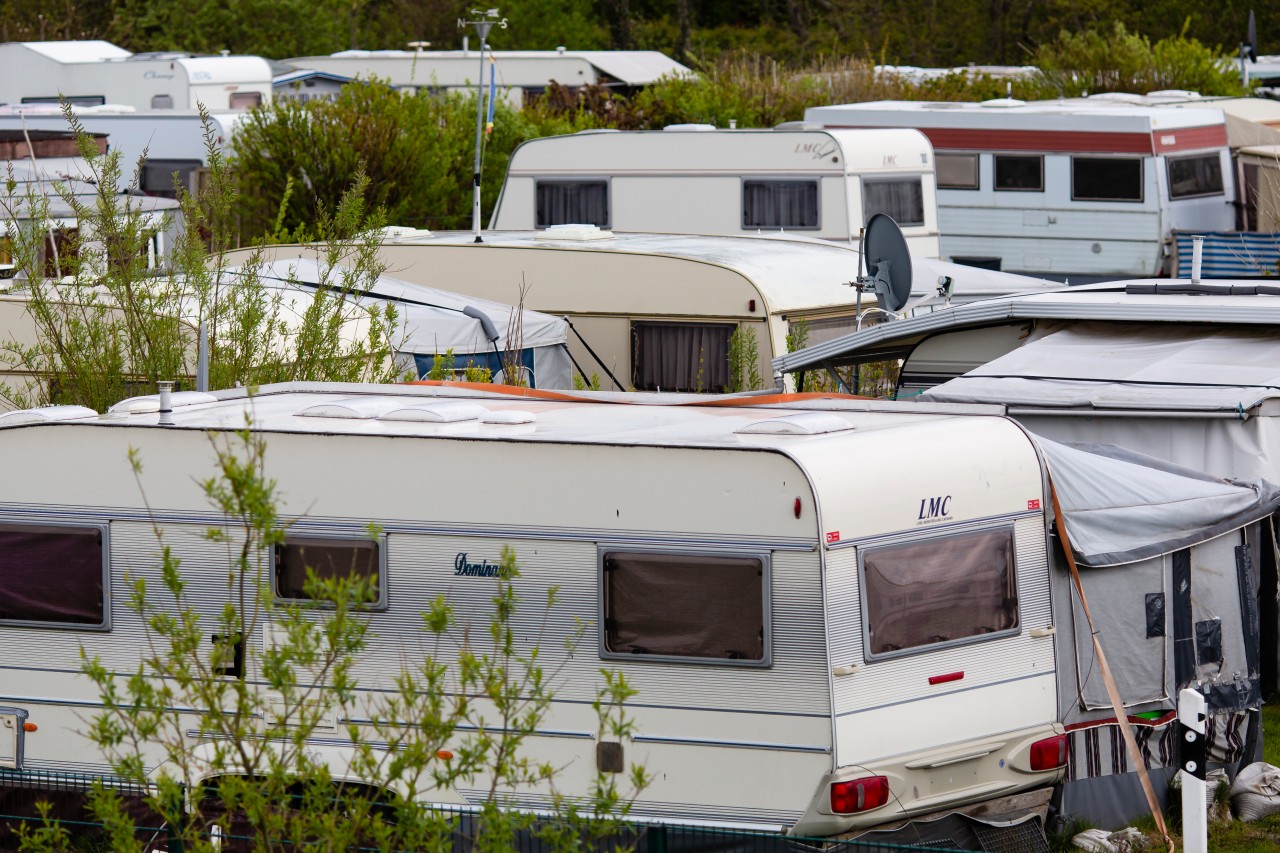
xmin=936 ymin=153 xmax=979 ymax=189
xmin=863 ymin=177 xmax=925 ymax=226
xmin=1167 ymin=154 xmax=1224 ymax=199
xmin=601 ymin=550 xmax=768 ymax=664
xmin=275 ymin=537 xmax=382 ymax=605
xmin=742 ymin=179 xmax=819 ymax=229
xmin=536 ymin=180 xmax=610 ymax=228
xmin=994 ymin=155 xmax=1043 ymax=191
xmin=0 ymin=524 xmax=107 ymax=628
xmin=862 ymin=527 xmax=1017 ymax=658
xmin=631 ymin=321 xmax=733 ymax=392
xmin=1072 ymin=157 xmax=1143 ymax=201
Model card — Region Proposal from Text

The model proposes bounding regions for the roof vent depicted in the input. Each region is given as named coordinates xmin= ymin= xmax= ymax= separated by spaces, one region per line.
xmin=978 ymin=98 xmax=1026 ymax=108
xmin=296 ymin=397 xmax=405 ymax=419
xmin=735 ymin=412 xmax=855 ymax=436
xmin=108 ymin=391 xmax=217 ymax=414
xmin=663 ymin=123 xmax=716 ymax=131
xmin=0 ymin=405 xmax=99 ymax=426
xmin=378 ymin=401 xmax=485 ymax=423
xmin=534 ymin=224 xmax=614 ymax=241
xmin=481 ymin=410 xmax=536 ymax=425
xmin=382 ymin=225 xmax=433 ymax=242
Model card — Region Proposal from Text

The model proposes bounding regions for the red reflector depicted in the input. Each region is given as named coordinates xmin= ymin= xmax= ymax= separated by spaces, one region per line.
xmin=830 ymin=776 xmax=889 ymax=814
xmin=794 ymin=498 xmax=802 ymax=518
xmin=1030 ymin=734 xmax=1068 ymax=771
xmin=928 ymin=671 xmax=964 ymax=685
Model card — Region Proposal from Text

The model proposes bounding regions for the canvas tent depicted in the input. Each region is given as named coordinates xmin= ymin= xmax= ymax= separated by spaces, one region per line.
xmin=910 ymin=326 xmax=1280 ymax=828
xmin=249 ymin=258 xmax=574 ymax=389
xmin=1034 ymin=436 xmax=1280 ymax=829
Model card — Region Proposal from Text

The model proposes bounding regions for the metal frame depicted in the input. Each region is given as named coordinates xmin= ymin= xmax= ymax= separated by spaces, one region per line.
xmin=1070 ymin=155 xmax=1145 ymax=203
xmin=857 ymin=523 xmax=1020 ymax=663
xmin=271 ymin=532 xmax=390 ymax=611
xmin=533 ymin=176 xmax=612 ymax=229
xmin=0 ymin=519 xmax=111 ymax=632
xmin=597 ymin=544 xmax=773 ymax=668
xmin=739 ymin=176 xmax=822 ymax=231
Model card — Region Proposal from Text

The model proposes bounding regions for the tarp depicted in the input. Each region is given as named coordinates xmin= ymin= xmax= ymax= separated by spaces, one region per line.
xmin=245 ymin=257 xmax=573 ymax=389
xmin=1172 ymin=231 xmax=1280 ymax=278
xmin=922 ymin=323 xmax=1280 ymax=412
xmin=1035 ymin=438 xmax=1280 ymax=567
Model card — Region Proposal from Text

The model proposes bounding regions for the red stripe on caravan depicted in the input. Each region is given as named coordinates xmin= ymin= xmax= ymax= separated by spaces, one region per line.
xmin=1152 ymin=124 xmax=1228 ymax=154
xmin=826 ymin=126 xmax=1156 ymax=154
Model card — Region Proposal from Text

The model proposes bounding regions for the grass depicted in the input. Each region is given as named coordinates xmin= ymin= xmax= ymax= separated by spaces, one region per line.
xmin=1100 ymin=701 xmax=1280 ymax=851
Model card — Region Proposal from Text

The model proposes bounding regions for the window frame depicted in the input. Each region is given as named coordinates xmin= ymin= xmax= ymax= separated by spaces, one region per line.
xmin=596 ymin=545 xmax=773 ymax=668
xmin=740 ymin=177 xmax=822 ymax=231
xmin=861 ymin=175 xmax=926 ymax=227
xmin=534 ymin=178 xmax=611 ymax=229
xmin=935 ymin=152 xmax=980 ymax=190
xmin=993 ymin=154 xmax=1045 ymax=192
xmin=1166 ymin=153 xmax=1225 ymax=200
xmin=272 ymin=533 xmax=388 ymax=610
xmin=1071 ymin=156 xmax=1145 ymax=203
xmin=0 ymin=520 xmax=110 ymax=631
xmin=858 ymin=525 xmax=1020 ymax=663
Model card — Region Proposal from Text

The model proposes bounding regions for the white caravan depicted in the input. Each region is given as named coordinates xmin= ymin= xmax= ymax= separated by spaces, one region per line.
xmin=0 ymin=41 xmax=271 ymax=112
xmin=235 ymin=230 xmax=1054 ymax=393
xmin=491 ymin=127 xmax=942 ymax=256
xmin=0 ymin=382 xmax=1069 ymax=836
xmin=805 ymin=99 xmax=1235 ymax=279
xmin=283 ymin=48 xmax=691 ymax=107
xmin=0 ymin=105 xmax=245 ymax=197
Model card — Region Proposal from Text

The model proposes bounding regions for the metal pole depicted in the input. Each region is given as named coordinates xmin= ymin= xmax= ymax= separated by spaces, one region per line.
xmin=197 ymin=319 xmax=209 ymax=392
xmin=1179 ymin=687 xmax=1208 ymax=853
xmin=471 ymin=22 xmax=492 ymax=243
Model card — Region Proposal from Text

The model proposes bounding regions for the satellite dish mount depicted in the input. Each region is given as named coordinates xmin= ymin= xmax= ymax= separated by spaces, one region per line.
xmin=850 ymin=214 xmax=913 ymax=330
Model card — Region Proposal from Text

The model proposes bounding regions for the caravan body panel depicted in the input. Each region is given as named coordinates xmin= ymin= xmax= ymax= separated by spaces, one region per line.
xmin=0 ymin=386 xmax=1064 ymax=835
xmin=491 ymin=128 xmax=941 ymax=256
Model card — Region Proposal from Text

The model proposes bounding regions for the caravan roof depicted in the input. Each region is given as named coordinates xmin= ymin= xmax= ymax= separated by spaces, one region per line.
xmin=805 ymin=99 xmax=1228 ymax=154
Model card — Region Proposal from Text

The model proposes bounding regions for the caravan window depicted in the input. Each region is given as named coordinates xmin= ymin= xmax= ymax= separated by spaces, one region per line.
xmin=1167 ymin=154 xmax=1224 ymax=199
xmin=861 ymin=527 xmax=1018 ymax=659
xmin=936 ymin=153 xmax=979 ymax=189
xmin=229 ymin=92 xmax=263 ymax=110
xmin=274 ymin=536 xmax=384 ymax=607
xmin=0 ymin=523 xmax=107 ymax=629
xmin=742 ymin=179 xmax=819 ymax=229
xmin=1072 ymin=157 xmax=1143 ymax=202
xmin=631 ymin=321 xmax=733 ymax=392
xmin=600 ymin=549 xmax=769 ymax=665
xmin=536 ymin=180 xmax=610 ymax=228
xmin=994 ymin=155 xmax=1043 ymax=191
xmin=863 ymin=177 xmax=925 ymax=226
xmin=140 ymin=159 xmax=203 ymax=198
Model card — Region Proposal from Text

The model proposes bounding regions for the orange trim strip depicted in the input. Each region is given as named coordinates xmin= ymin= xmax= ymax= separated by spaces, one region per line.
xmin=402 ymin=382 xmax=871 ymax=407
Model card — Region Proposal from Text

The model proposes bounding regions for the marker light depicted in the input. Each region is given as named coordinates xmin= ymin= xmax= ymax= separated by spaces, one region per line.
xmin=22 ymin=723 xmax=36 ymax=733
xmin=794 ymin=498 xmax=802 ymax=518
xmin=1029 ymin=734 xmax=1068 ymax=771
xmin=436 ymin=749 xmax=454 ymax=760
xmin=830 ymin=776 xmax=889 ymax=814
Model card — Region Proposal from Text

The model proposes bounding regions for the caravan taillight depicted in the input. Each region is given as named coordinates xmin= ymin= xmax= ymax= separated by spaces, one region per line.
xmin=830 ymin=776 xmax=889 ymax=814
xmin=1030 ymin=734 xmax=1068 ymax=771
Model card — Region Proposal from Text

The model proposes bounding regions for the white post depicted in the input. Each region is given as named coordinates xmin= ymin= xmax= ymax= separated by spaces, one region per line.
xmin=1191 ymin=235 xmax=1204 ymax=284
xmin=1179 ymin=687 xmax=1208 ymax=853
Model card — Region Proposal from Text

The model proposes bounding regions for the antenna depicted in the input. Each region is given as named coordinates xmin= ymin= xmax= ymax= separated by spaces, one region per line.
xmin=458 ymin=8 xmax=508 ymax=243
xmin=1242 ymin=10 xmax=1259 ymax=89
xmin=847 ymin=214 xmax=912 ymax=329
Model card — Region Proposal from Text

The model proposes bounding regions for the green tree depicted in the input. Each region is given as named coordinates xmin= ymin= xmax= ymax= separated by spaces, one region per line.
xmin=0 ymin=106 xmax=408 ymax=413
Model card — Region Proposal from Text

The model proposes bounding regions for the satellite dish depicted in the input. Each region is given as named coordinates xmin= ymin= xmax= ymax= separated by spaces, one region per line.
xmin=862 ymin=213 xmax=913 ymax=314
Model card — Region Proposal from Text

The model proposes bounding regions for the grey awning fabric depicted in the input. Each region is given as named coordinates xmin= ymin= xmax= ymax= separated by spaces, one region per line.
xmin=1038 ymin=439 xmax=1280 ymax=567
xmin=922 ymin=323 xmax=1280 ymax=412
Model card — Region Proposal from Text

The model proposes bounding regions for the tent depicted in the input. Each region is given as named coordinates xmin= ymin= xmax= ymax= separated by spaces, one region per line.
xmin=245 ymin=257 xmax=574 ymax=389
xmin=918 ymin=327 xmax=1280 ymax=828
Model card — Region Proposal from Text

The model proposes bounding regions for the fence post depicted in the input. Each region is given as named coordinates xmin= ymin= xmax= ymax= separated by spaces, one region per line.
xmin=166 ymin=782 xmax=185 ymax=853
xmin=1178 ymin=687 xmax=1208 ymax=853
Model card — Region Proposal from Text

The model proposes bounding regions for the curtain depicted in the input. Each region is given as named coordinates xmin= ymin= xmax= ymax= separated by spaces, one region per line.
xmin=632 ymin=322 xmax=732 ymax=392
xmin=742 ymin=180 xmax=818 ymax=228
xmin=536 ymin=181 xmax=610 ymax=227
xmin=0 ymin=526 xmax=103 ymax=625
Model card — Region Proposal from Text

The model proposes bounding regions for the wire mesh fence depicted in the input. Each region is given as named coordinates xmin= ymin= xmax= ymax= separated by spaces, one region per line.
xmin=0 ymin=767 xmax=1009 ymax=853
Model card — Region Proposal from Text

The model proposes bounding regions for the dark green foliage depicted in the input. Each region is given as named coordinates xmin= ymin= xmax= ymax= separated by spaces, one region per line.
xmin=231 ymin=80 xmax=593 ymax=236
